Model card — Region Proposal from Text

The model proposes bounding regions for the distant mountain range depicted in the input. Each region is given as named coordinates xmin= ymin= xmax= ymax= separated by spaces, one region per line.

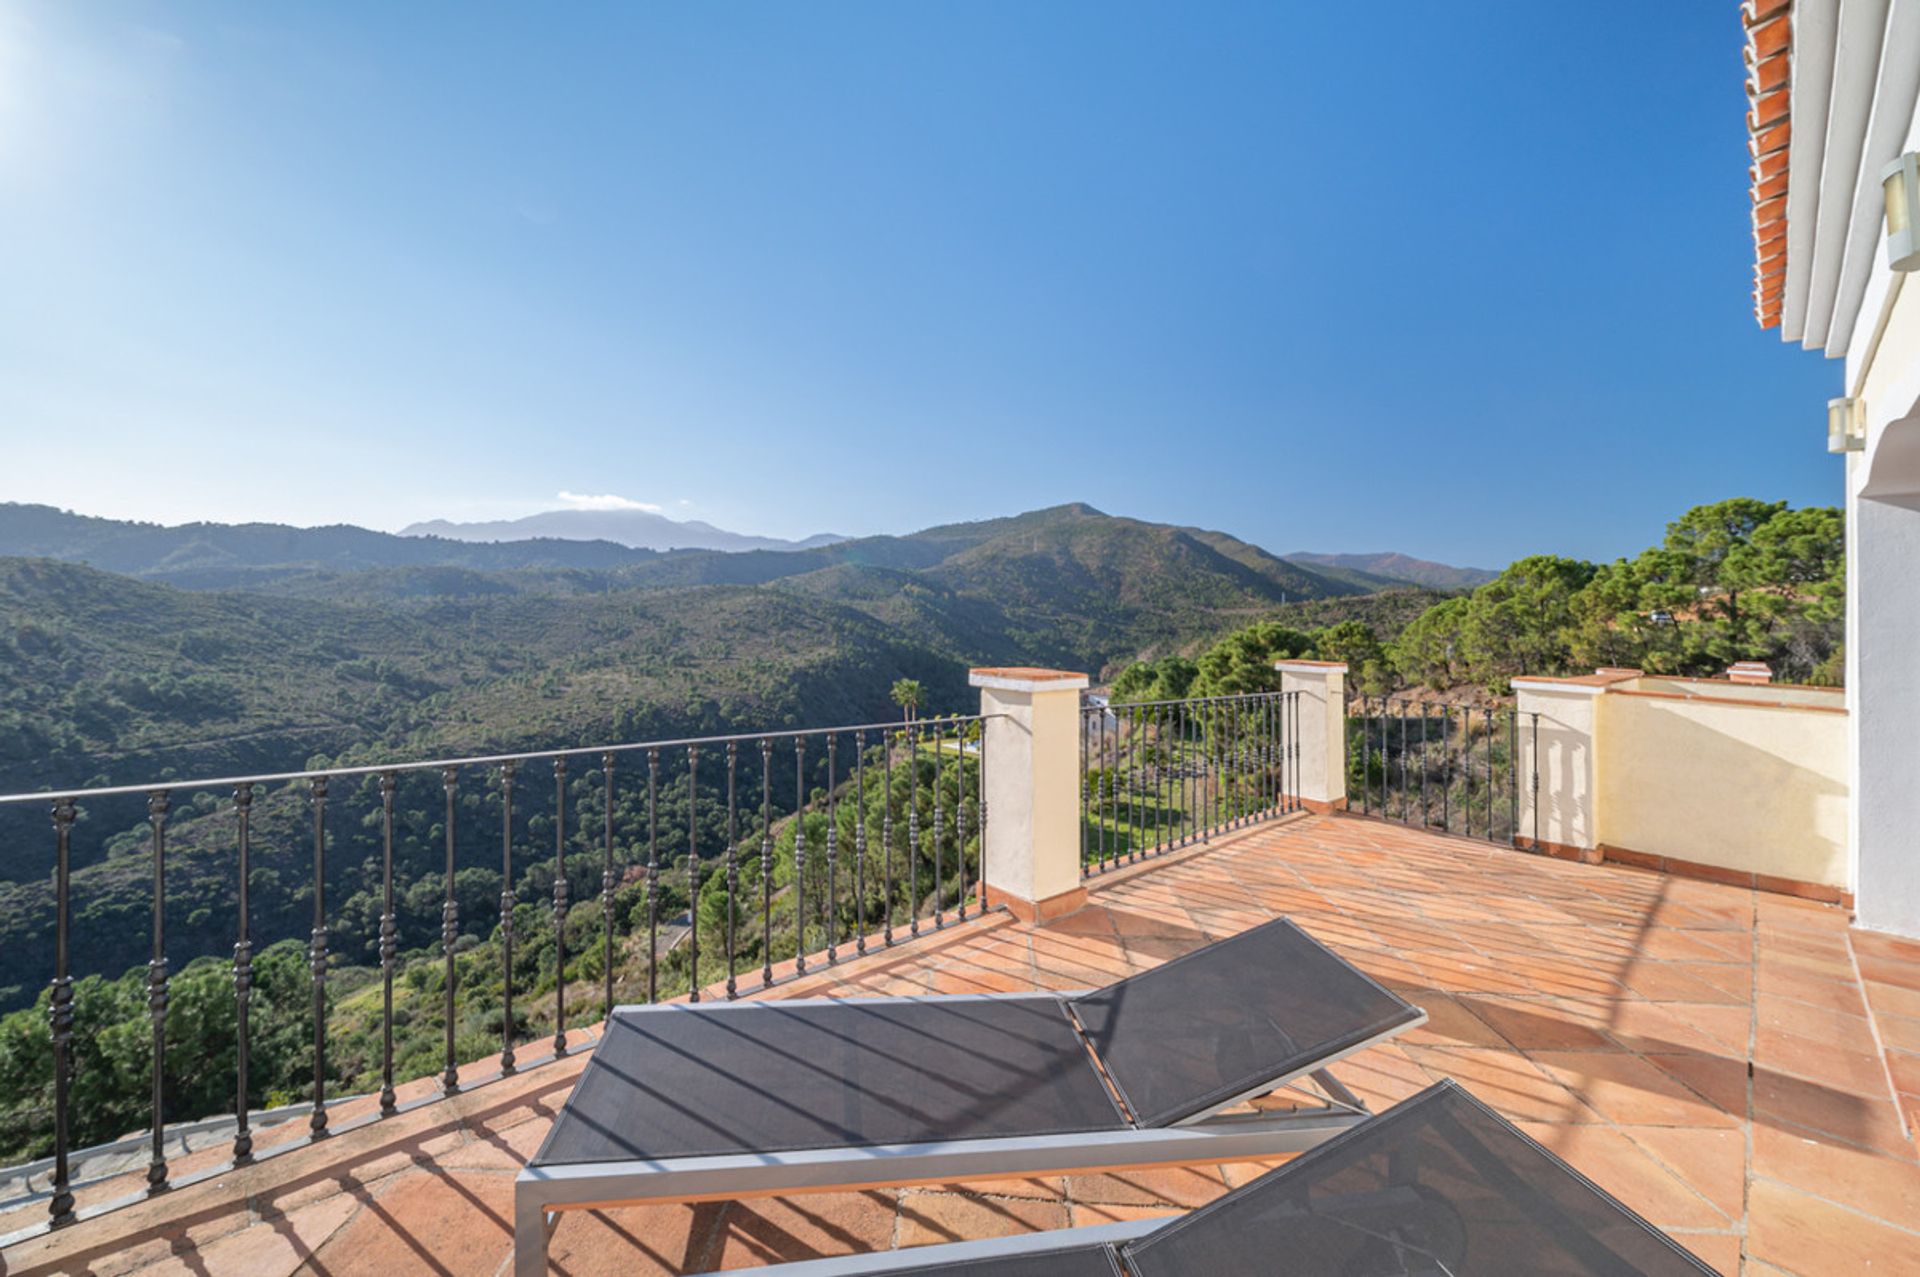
xmin=0 ymin=502 xmax=1491 ymax=594
xmin=1283 ymin=551 xmax=1495 ymax=591
xmin=400 ymin=507 xmax=846 ymax=553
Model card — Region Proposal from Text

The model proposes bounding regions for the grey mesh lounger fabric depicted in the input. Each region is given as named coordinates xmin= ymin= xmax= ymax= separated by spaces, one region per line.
xmin=514 ymin=917 xmax=1424 ymax=1277
xmin=735 ymin=1080 xmax=1719 ymax=1277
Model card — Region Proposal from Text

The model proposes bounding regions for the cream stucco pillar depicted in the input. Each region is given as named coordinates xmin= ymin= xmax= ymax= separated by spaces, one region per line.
xmin=1274 ymin=660 xmax=1348 ymax=813
xmin=1512 ymin=675 xmax=1618 ymax=863
xmin=971 ymin=667 xmax=1090 ymax=924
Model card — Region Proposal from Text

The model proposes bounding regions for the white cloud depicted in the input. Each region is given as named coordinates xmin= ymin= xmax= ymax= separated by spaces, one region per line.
xmin=557 ymin=491 xmax=663 ymax=513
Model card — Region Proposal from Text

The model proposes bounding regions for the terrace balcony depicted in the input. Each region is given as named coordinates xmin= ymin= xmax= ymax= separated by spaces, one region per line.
xmin=1 ymin=811 xmax=1917 ymax=1277
xmin=1 ymin=666 xmax=1916 ymax=1276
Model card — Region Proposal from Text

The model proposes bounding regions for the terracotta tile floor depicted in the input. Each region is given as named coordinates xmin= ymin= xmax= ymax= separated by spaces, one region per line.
xmin=4 ymin=812 xmax=1919 ymax=1276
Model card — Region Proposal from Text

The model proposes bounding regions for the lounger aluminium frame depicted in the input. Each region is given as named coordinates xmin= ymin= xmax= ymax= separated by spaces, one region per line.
xmin=722 ymin=1079 xmax=1720 ymax=1277
xmin=513 ymin=917 xmax=1425 ymax=1277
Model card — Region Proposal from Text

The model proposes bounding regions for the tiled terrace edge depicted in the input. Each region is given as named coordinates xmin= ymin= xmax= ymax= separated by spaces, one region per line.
xmin=6 ymin=814 xmax=1920 ymax=1275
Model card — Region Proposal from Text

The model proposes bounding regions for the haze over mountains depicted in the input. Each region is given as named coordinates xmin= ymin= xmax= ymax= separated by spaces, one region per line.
xmin=400 ymin=506 xmax=846 ymax=553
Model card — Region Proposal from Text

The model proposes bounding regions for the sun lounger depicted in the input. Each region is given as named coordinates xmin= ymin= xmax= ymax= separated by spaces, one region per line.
xmin=728 ymin=1079 xmax=1718 ymax=1276
xmin=513 ymin=917 xmax=1423 ymax=1276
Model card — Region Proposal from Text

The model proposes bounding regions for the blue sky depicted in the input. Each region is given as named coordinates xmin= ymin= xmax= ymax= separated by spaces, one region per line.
xmin=0 ymin=2 xmax=1840 ymax=567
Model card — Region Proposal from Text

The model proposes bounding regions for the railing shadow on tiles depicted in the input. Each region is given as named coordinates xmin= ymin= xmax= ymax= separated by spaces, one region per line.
xmin=0 ymin=714 xmax=986 ymax=1239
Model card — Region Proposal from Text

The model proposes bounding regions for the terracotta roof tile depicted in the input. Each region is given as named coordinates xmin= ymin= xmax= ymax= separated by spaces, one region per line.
xmin=1742 ymin=4 xmax=1792 ymax=329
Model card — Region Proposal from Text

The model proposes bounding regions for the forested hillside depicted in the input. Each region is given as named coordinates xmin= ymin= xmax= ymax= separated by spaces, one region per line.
xmin=1109 ymin=499 xmax=1845 ymax=705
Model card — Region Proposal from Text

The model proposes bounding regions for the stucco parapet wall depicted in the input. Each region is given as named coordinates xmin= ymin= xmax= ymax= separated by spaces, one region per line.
xmin=968 ymin=668 xmax=1089 ymax=693
xmin=1609 ymin=687 xmax=1848 ymax=715
xmin=1272 ymin=659 xmax=1349 ymax=673
xmin=1644 ymin=673 xmax=1847 ymax=697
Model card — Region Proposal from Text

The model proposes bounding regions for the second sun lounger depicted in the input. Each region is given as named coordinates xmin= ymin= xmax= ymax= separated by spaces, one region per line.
xmin=513 ymin=917 xmax=1424 ymax=1276
xmin=729 ymin=1078 xmax=1719 ymax=1276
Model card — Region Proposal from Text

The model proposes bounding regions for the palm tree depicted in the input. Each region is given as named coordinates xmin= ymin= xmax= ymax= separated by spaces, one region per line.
xmin=890 ymin=678 xmax=924 ymax=725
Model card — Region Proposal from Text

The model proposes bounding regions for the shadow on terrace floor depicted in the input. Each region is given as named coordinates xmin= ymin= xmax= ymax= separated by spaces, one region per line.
xmin=5 ymin=812 xmax=1920 ymax=1277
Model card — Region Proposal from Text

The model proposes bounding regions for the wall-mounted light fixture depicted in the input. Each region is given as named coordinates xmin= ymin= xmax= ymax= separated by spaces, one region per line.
xmin=1828 ymin=395 xmax=1865 ymax=453
xmin=1884 ymin=152 xmax=1920 ymax=271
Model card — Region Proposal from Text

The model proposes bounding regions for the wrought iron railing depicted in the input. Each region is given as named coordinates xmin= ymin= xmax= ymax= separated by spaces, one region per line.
xmin=0 ymin=714 xmax=986 ymax=1237
xmin=1347 ymin=697 xmax=1536 ymax=845
xmin=1080 ymin=691 xmax=1300 ymax=875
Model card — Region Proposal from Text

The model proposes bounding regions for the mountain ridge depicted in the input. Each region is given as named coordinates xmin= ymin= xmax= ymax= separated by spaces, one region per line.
xmin=400 ymin=506 xmax=845 ymax=552
xmin=1283 ymin=550 xmax=1496 ymax=591
xmin=0 ymin=502 xmax=1490 ymax=597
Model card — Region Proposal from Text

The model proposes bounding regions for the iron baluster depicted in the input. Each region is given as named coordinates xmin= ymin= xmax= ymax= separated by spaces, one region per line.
xmin=1259 ymin=698 xmax=1274 ymax=818
xmin=685 ymin=746 xmax=699 ymax=1002
xmin=1241 ymin=698 xmax=1251 ymax=825
xmin=603 ymin=752 xmax=617 ymax=1018
xmin=855 ymin=731 xmax=869 ymax=948
xmin=147 ymin=790 xmax=172 ymax=1192
xmin=1470 ymin=706 xmax=1480 ymax=837
xmin=441 ymin=767 xmax=459 ymax=1094
xmin=233 ymin=783 xmax=256 ymax=1159
xmin=1441 ymin=706 xmax=1452 ymax=833
xmin=725 ymin=741 xmax=739 ymax=998
xmin=795 ymin=737 xmax=810 ymax=964
xmin=760 ymin=739 xmax=775 ymax=983
xmin=379 ymin=774 xmax=400 ymax=1111
xmin=1097 ymin=707 xmax=1109 ymax=869
xmin=1531 ymin=711 xmax=1542 ymax=848
xmin=1081 ymin=706 xmax=1091 ymax=873
xmin=552 ymin=756 xmax=570 ymax=1050
xmin=1158 ymin=702 xmax=1169 ymax=844
xmin=1266 ymin=695 xmax=1276 ymax=817
xmin=976 ymin=722 xmax=988 ymax=911
xmin=1360 ymin=697 xmax=1370 ymax=816
xmin=1397 ymin=701 xmax=1409 ymax=823
xmin=646 ymin=748 xmax=660 ymax=1003
xmin=1182 ymin=700 xmax=1193 ymax=838
xmin=1238 ymin=697 xmax=1248 ymax=827
xmin=882 ymin=729 xmax=896 ymax=944
xmin=907 ymin=724 xmax=920 ymax=936
xmin=956 ymin=721 xmax=969 ymax=916
xmin=1287 ymin=693 xmax=1296 ymax=813
xmin=1509 ymin=710 xmax=1520 ymax=848
xmin=498 ymin=763 xmax=517 ymax=1079
xmin=1148 ymin=705 xmax=1159 ymax=852
xmin=1199 ymin=705 xmax=1212 ymax=844
xmin=825 ymin=733 xmax=838 ymax=963
xmin=1484 ymin=707 xmax=1495 ymax=843
xmin=1284 ymin=694 xmax=1294 ymax=813
xmin=1421 ymin=702 xmax=1431 ymax=828
xmin=307 ymin=778 xmax=329 ymax=1140
xmin=1216 ymin=701 xmax=1226 ymax=833
xmin=1173 ymin=702 xmax=1185 ymax=847
xmin=47 ymin=799 xmax=76 ymax=1227
xmin=931 ymin=720 xmax=945 ymax=926
xmin=1121 ymin=706 xmax=1136 ymax=856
